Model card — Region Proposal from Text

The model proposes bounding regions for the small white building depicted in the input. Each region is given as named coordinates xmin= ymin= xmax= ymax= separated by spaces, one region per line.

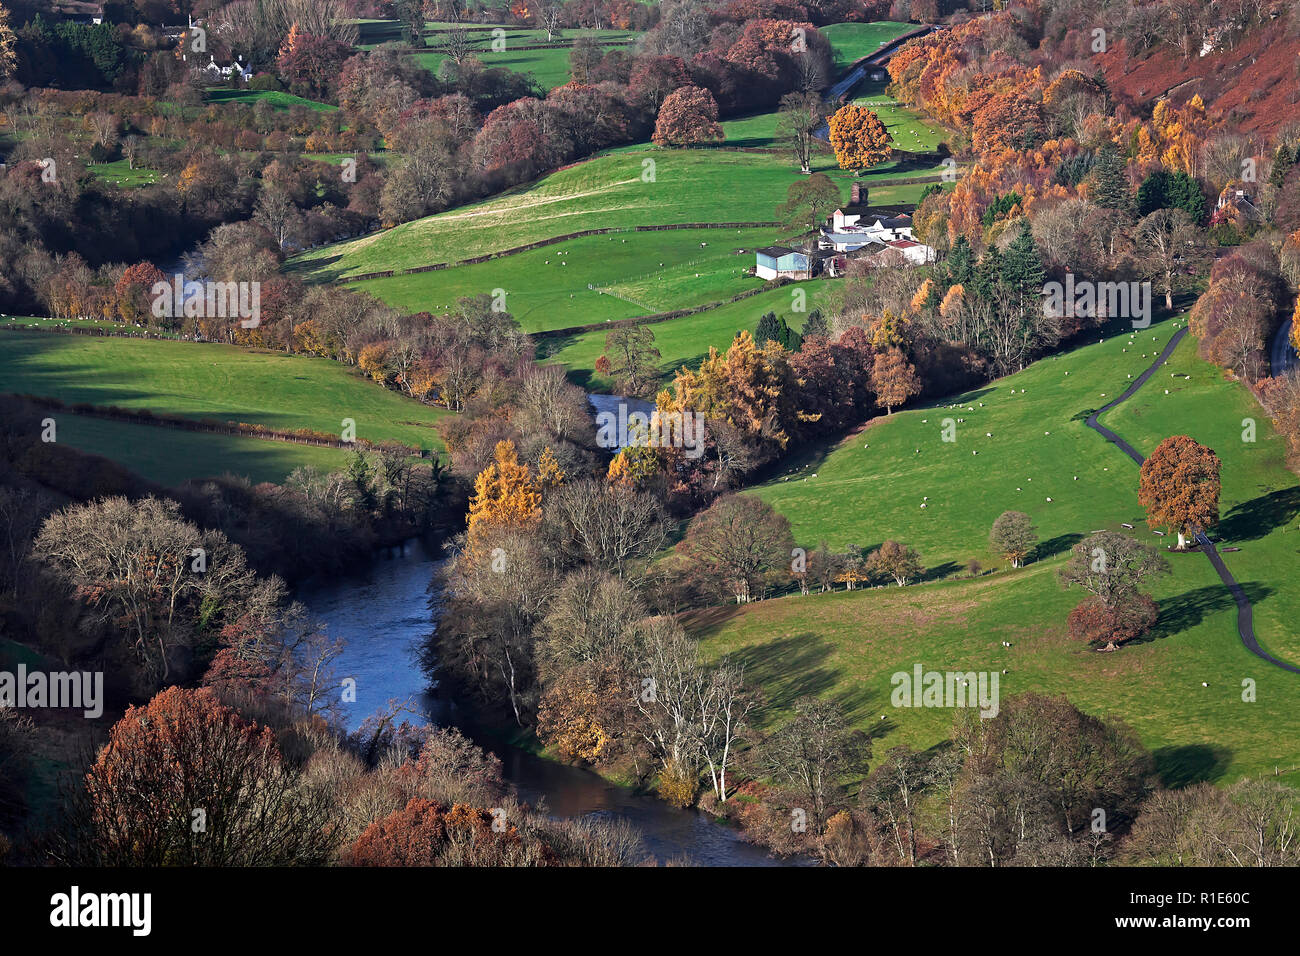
xmin=867 ymin=238 xmax=936 ymax=266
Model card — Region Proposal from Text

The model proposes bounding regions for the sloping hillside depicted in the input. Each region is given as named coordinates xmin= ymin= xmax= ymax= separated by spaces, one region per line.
xmin=1095 ymin=27 xmax=1300 ymax=138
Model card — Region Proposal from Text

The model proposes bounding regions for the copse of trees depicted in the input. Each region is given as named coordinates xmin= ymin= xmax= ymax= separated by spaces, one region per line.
xmin=741 ymin=692 xmax=1160 ymax=866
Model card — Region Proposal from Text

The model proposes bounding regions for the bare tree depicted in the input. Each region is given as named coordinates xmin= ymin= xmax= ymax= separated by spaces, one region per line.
xmin=550 ymin=480 xmax=668 ymax=580
xmin=253 ymin=186 xmax=298 ymax=252
xmin=697 ymin=659 xmax=756 ymax=802
xmin=122 ymin=134 xmax=143 ymax=170
xmin=758 ymin=697 xmax=871 ymax=831
xmin=1136 ymin=207 xmax=1207 ymax=310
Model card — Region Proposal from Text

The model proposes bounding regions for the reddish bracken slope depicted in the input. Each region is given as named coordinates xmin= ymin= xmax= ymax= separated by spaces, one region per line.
xmin=1093 ymin=27 xmax=1300 ymax=139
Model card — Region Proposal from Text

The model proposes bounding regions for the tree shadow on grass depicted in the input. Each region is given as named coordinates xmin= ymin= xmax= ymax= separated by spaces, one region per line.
xmin=681 ymin=604 xmax=743 ymax=636
xmin=701 ymin=625 xmax=900 ymax=737
xmin=1141 ymin=582 xmax=1273 ymax=643
xmin=919 ymin=560 xmax=960 ymax=583
xmin=1035 ymin=532 xmax=1083 ymax=562
xmin=1216 ymin=487 xmax=1300 ymax=543
xmin=1152 ymin=744 xmax=1233 ymax=789
xmin=725 ymin=632 xmax=843 ymax=725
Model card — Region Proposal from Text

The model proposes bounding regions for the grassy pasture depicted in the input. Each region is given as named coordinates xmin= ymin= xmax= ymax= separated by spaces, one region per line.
xmin=46 ymin=412 xmax=352 ymax=487
xmin=292 ymin=148 xmax=949 ymax=283
xmin=820 ymin=21 xmax=918 ymax=70
xmin=359 ymin=24 xmax=639 ymax=90
xmin=86 ymin=158 xmax=162 ymax=188
xmin=749 ymin=318 xmax=1193 ymax=569
xmin=349 ymin=227 xmax=780 ymax=329
xmin=688 ymin=317 xmax=1300 ymax=785
xmin=204 ymin=89 xmax=338 ymax=112
xmin=0 ymin=332 xmax=447 ymax=453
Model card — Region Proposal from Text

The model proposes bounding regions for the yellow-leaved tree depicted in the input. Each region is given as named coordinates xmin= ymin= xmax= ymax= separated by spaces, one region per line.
xmin=467 ymin=440 xmax=542 ymax=548
xmin=828 ymin=104 xmax=893 ymax=173
xmin=0 ymin=5 xmax=15 ymax=80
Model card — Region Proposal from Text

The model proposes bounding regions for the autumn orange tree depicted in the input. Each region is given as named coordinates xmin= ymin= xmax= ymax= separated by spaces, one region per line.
xmin=467 ymin=440 xmax=543 ymax=548
xmin=652 ymin=86 xmax=723 ymax=146
xmin=1138 ymin=435 xmax=1222 ymax=550
xmin=55 ymin=687 xmax=335 ymax=866
xmin=827 ymin=104 xmax=893 ymax=172
xmin=346 ymin=797 xmax=546 ymax=866
xmin=113 ymin=261 xmax=167 ymax=324
xmin=670 ymin=330 xmax=797 ymax=448
xmin=871 ymin=346 xmax=920 ymax=414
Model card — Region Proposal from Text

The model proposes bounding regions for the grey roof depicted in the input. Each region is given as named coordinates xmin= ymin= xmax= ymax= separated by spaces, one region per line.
xmin=756 ymin=245 xmax=798 ymax=257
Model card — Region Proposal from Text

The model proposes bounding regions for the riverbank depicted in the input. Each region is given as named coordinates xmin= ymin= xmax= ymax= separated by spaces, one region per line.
xmin=302 ymin=538 xmax=802 ymax=865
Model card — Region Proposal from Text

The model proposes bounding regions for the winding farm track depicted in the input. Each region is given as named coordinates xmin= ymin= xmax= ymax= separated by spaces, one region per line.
xmin=1086 ymin=325 xmax=1300 ymax=674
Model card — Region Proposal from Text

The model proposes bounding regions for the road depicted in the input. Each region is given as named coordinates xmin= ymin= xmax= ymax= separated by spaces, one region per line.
xmin=814 ymin=25 xmax=939 ymax=142
xmin=1086 ymin=325 xmax=1300 ymax=674
xmin=1272 ymin=319 xmax=1296 ymax=377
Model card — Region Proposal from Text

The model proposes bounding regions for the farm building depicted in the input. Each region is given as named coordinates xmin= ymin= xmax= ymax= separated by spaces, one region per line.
xmin=865 ymin=238 xmax=936 ymax=266
xmin=756 ymin=245 xmax=810 ymax=279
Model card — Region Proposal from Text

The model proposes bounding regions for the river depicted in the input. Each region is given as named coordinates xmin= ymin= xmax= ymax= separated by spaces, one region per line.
xmin=296 ymin=537 xmax=801 ymax=867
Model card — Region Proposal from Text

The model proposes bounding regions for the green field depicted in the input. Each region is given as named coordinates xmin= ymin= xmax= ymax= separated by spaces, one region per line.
xmin=406 ymin=41 xmax=626 ymax=91
xmin=293 ymin=149 xmax=949 ymax=283
xmin=821 ymin=21 xmax=917 ymax=70
xmin=849 ymin=83 xmax=948 ymax=153
xmin=538 ymin=280 xmax=844 ymax=391
xmin=0 ymin=333 xmax=448 ymax=454
xmin=358 ymin=24 xmax=639 ymax=91
xmin=87 ymin=158 xmax=163 ymax=188
xmin=688 ymin=317 xmax=1300 ymax=785
xmin=751 ymin=319 xmax=1195 ymax=568
xmin=47 ymin=412 xmax=353 ymax=487
xmin=718 ymin=102 xmax=948 ymax=156
xmin=205 ymin=89 xmax=338 ymax=112
xmin=349 ymin=227 xmax=781 ymax=329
